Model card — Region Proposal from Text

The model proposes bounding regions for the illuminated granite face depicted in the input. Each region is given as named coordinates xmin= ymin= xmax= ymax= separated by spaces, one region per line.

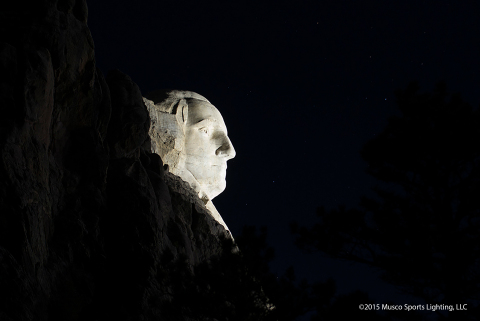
xmin=143 ymin=90 xmax=235 ymax=230
xmin=183 ymin=98 xmax=236 ymax=200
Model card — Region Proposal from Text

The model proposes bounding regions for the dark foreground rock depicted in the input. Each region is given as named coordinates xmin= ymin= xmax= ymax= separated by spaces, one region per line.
xmin=0 ymin=1 xmax=236 ymax=320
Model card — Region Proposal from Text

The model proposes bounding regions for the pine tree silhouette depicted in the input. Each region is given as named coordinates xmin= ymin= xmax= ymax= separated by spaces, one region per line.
xmin=292 ymin=82 xmax=480 ymax=320
xmin=165 ymin=226 xmax=318 ymax=321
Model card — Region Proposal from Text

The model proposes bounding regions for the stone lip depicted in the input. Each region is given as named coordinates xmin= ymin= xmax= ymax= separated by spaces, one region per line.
xmin=0 ymin=1 xmax=233 ymax=320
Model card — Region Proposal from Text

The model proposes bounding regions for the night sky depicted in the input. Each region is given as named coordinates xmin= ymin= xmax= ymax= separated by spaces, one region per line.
xmin=87 ymin=0 xmax=480 ymax=309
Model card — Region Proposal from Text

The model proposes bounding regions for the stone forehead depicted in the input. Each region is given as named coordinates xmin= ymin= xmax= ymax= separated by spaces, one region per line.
xmin=186 ymin=101 xmax=227 ymax=130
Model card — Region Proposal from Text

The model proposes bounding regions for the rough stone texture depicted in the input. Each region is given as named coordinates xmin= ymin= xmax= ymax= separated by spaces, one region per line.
xmin=143 ymin=95 xmax=188 ymax=174
xmin=0 ymin=1 xmax=232 ymax=320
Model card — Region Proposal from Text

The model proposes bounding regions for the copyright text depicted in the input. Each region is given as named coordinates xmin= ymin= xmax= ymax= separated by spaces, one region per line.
xmin=358 ymin=304 xmax=468 ymax=312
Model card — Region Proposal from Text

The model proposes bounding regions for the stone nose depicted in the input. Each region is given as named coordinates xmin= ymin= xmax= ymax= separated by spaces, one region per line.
xmin=216 ymin=136 xmax=236 ymax=160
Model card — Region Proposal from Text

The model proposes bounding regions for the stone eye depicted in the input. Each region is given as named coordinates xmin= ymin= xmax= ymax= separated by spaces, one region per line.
xmin=199 ymin=127 xmax=209 ymax=135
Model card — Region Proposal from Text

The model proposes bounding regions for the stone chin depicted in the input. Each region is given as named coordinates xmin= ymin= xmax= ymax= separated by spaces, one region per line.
xmin=186 ymin=162 xmax=227 ymax=200
xmin=206 ymin=176 xmax=227 ymax=200
xmin=186 ymin=167 xmax=227 ymax=201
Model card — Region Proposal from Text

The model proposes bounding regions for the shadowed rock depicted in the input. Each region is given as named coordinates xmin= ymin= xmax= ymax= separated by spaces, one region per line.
xmin=0 ymin=1 xmax=233 ymax=320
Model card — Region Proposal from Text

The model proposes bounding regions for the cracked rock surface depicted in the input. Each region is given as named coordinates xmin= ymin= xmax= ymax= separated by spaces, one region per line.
xmin=0 ymin=1 xmax=231 ymax=320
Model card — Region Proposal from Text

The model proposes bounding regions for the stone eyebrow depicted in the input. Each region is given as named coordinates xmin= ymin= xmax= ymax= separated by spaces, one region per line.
xmin=193 ymin=118 xmax=217 ymax=127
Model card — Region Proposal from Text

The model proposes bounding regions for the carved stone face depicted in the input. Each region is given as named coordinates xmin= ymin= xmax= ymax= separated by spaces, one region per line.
xmin=184 ymin=99 xmax=236 ymax=200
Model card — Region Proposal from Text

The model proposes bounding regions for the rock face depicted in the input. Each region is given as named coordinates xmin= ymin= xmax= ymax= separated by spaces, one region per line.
xmin=0 ymin=1 xmax=232 ymax=320
xmin=143 ymin=91 xmax=236 ymax=231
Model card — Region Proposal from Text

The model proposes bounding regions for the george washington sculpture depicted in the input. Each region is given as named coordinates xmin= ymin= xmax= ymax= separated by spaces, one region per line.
xmin=143 ymin=90 xmax=235 ymax=231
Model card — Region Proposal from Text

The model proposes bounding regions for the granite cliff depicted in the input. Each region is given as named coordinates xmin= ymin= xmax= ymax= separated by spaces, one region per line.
xmin=0 ymin=1 xmax=261 ymax=320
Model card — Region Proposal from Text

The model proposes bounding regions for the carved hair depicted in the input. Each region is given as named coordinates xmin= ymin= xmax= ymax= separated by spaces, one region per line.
xmin=142 ymin=90 xmax=209 ymax=177
xmin=144 ymin=89 xmax=209 ymax=114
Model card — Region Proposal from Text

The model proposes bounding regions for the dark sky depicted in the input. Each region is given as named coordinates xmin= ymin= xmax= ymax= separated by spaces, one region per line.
xmin=87 ymin=0 xmax=480 ymax=310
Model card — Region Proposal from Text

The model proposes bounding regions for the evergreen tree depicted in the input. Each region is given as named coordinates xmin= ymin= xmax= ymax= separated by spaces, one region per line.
xmin=165 ymin=226 xmax=318 ymax=321
xmin=292 ymin=82 xmax=480 ymax=320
